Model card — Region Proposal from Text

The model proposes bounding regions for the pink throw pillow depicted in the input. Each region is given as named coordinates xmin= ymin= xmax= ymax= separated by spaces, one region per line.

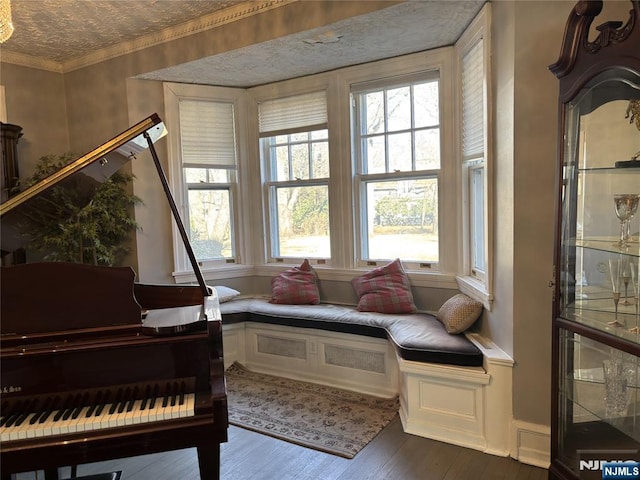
xmin=351 ymin=258 xmax=417 ymax=313
xmin=270 ymin=259 xmax=320 ymax=305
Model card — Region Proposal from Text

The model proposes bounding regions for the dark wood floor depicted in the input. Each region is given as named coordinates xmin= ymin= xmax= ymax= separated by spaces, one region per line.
xmin=13 ymin=416 xmax=548 ymax=480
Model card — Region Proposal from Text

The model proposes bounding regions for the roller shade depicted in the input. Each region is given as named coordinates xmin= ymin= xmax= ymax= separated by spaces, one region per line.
xmin=179 ymin=99 xmax=236 ymax=167
xmin=258 ymin=91 xmax=327 ymax=136
xmin=461 ymin=38 xmax=484 ymax=161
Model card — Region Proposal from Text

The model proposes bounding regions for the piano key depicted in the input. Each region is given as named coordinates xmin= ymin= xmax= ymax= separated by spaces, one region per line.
xmin=0 ymin=385 xmax=200 ymax=441
xmin=9 ymin=413 xmax=39 ymax=440
xmin=130 ymin=399 xmax=145 ymax=425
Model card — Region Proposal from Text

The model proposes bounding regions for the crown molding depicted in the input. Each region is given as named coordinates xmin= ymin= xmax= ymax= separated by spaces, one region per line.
xmin=0 ymin=50 xmax=64 ymax=73
xmin=0 ymin=0 xmax=297 ymax=74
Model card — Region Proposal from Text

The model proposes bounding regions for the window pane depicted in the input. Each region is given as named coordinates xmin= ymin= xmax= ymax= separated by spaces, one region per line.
xmin=188 ymin=189 xmax=233 ymax=260
xmin=388 ymin=132 xmax=412 ymax=172
xmin=274 ymin=185 xmax=330 ymax=258
xmin=415 ymin=128 xmax=440 ymax=170
xmin=290 ymin=132 xmax=308 ymax=143
xmin=311 ymin=141 xmax=330 ymax=178
xmin=387 ymin=86 xmax=411 ymax=132
xmin=291 ymin=143 xmax=310 ymax=179
xmin=274 ymin=145 xmax=290 ymax=181
xmin=364 ymin=178 xmax=438 ymax=262
xmin=414 ymin=81 xmax=439 ymax=128
xmin=311 ymin=129 xmax=328 ymax=140
xmin=471 ymin=167 xmax=485 ymax=272
xmin=185 ymin=167 xmax=232 ymax=184
xmin=364 ymin=91 xmax=385 ymax=135
xmin=363 ymin=135 xmax=386 ymax=174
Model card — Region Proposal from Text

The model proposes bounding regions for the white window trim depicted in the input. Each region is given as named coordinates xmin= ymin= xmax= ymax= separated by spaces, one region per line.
xmin=340 ymin=48 xmax=458 ymax=275
xmin=163 ymin=82 xmax=248 ymax=282
xmin=350 ymin=72 xmax=444 ymax=269
xmin=455 ymin=3 xmax=494 ymax=309
xmin=246 ymin=49 xmax=458 ymax=284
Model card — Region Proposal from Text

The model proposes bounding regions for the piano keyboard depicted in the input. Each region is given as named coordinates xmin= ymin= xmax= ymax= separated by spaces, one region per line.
xmin=0 ymin=383 xmax=195 ymax=442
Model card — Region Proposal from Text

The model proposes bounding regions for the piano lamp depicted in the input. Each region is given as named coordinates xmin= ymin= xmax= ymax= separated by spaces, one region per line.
xmin=0 ymin=0 xmax=13 ymax=43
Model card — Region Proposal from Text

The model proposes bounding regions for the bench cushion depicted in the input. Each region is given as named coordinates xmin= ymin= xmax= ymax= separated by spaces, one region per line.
xmin=219 ymin=298 xmax=483 ymax=367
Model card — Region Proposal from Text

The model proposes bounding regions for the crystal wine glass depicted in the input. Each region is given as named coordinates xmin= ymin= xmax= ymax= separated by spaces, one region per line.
xmin=631 ymin=261 xmax=639 ymax=316
xmin=621 ymin=257 xmax=632 ymax=305
xmin=609 ymin=258 xmax=622 ymax=323
xmin=614 ymin=194 xmax=640 ymax=247
xmin=625 ymin=194 xmax=640 ymax=244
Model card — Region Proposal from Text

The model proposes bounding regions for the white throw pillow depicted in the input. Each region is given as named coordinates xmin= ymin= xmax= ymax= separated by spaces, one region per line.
xmin=212 ymin=285 xmax=241 ymax=303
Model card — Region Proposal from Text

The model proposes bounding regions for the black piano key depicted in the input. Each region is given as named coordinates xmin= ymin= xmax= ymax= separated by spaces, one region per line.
xmin=117 ymin=387 xmax=131 ymax=414
xmin=86 ymin=391 xmax=103 ymax=418
xmin=4 ymin=412 xmax=20 ymax=428
xmin=14 ymin=399 xmax=39 ymax=427
xmin=72 ymin=393 xmax=89 ymax=420
xmin=0 ymin=400 xmax=21 ymax=427
xmin=126 ymin=387 xmax=138 ymax=412
xmin=53 ymin=395 xmax=72 ymax=421
xmin=149 ymin=385 xmax=159 ymax=409
xmin=39 ymin=395 xmax=61 ymax=422
xmin=13 ymin=411 xmax=30 ymax=427
xmin=109 ymin=388 xmax=123 ymax=415
xmin=62 ymin=394 xmax=82 ymax=421
xmin=162 ymin=382 xmax=170 ymax=408
xmin=94 ymin=391 xmax=110 ymax=417
xmin=178 ymin=382 xmax=186 ymax=406
xmin=31 ymin=397 xmax=52 ymax=424
xmin=140 ymin=385 xmax=151 ymax=410
xmin=170 ymin=382 xmax=178 ymax=407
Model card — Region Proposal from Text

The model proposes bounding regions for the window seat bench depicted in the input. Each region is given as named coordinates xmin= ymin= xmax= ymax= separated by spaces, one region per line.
xmin=219 ymin=297 xmax=514 ymax=457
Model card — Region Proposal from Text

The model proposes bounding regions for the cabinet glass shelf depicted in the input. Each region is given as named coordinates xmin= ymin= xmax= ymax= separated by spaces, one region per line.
xmin=568 ymin=237 xmax=640 ymax=257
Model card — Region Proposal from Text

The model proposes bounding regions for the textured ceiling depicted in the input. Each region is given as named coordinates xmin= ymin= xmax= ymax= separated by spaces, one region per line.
xmin=0 ymin=0 xmax=485 ymax=88
xmin=1 ymin=0 xmax=247 ymax=62
xmin=139 ymin=0 xmax=485 ymax=87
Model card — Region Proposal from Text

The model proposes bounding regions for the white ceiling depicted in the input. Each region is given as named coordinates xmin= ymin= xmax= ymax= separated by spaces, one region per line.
xmin=1 ymin=0 xmax=485 ymax=88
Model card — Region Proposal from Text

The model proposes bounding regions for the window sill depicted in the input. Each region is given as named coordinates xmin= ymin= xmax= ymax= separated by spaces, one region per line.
xmin=456 ymin=275 xmax=493 ymax=311
xmin=175 ymin=262 xmax=458 ymax=290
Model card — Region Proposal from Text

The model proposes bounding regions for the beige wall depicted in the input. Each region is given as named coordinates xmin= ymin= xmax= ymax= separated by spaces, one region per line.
xmin=1 ymin=63 xmax=69 ymax=177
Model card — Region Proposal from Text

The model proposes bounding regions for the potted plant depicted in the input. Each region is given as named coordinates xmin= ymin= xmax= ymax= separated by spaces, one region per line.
xmin=16 ymin=153 xmax=141 ymax=266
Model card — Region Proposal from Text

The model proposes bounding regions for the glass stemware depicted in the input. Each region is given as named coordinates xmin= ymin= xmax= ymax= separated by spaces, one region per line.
xmin=614 ymin=194 xmax=640 ymax=247
xmin=609 ymin=258 xmax=622 ymax=323
xmin=626 ymin=194 xmax=640 ymax=243
xmin=621 ymin=257 xmax=632 ymax=305
xmin=631 ymin=261 xmax=639 ymax=317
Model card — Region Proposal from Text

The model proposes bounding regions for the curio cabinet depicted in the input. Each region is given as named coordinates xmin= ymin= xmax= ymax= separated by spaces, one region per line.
xmin=549 ymin=1 xmax=640 ymax=479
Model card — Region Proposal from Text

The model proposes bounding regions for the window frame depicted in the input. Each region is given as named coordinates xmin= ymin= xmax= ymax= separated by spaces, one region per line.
xmin=258 ymin=91 xmax=331 ymax=264
xmin=455 ymin=3 xmax=493 ymax=308
xmin=351 ymin=72 xmax=443 ymax=269
xmin=163 ymin=82 xmax=247 ymax=278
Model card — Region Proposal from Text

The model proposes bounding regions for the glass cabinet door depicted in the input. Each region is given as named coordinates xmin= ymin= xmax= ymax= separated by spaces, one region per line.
xmin=556 ymin=68 xmax=640 ymax=479
xmin=558 ymin=68 xmax=640 ymax=341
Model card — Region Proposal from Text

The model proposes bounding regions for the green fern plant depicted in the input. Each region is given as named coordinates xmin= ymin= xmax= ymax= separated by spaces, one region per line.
xmin=18 ymin=153 xmax=142 ymax=266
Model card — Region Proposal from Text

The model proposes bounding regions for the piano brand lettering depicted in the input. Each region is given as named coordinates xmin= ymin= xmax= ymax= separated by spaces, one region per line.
xmin=1 ymin=386 xmax=22 ymax=394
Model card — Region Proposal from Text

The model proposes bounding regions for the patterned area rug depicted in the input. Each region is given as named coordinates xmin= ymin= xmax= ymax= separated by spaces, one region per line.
xmin=225 ymin=362 xmax=399 ymax=458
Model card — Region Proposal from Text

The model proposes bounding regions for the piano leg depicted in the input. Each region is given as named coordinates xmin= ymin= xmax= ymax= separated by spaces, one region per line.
xmin=196 ymin=445 xmax=220 ymax=480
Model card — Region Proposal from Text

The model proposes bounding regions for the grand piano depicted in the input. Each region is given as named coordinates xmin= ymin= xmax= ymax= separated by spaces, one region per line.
xmin=0 ymin=114 xmax=228 ymax=479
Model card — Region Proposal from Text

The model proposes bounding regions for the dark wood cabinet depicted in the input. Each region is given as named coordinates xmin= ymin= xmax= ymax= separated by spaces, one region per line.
xmin=548 ymin=1 xmax=640 ymax=479
xmin=0 ymin=122 xmax=22 ymax=203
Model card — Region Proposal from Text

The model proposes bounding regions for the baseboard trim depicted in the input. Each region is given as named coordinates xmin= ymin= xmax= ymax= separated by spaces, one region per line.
xmin=510 ymin=419 xmax=551 ymax=468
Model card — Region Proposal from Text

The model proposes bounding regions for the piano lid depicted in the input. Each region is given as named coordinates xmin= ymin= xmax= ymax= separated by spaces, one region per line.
xmin=0 ymin=113 xmax=210 ymax=299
